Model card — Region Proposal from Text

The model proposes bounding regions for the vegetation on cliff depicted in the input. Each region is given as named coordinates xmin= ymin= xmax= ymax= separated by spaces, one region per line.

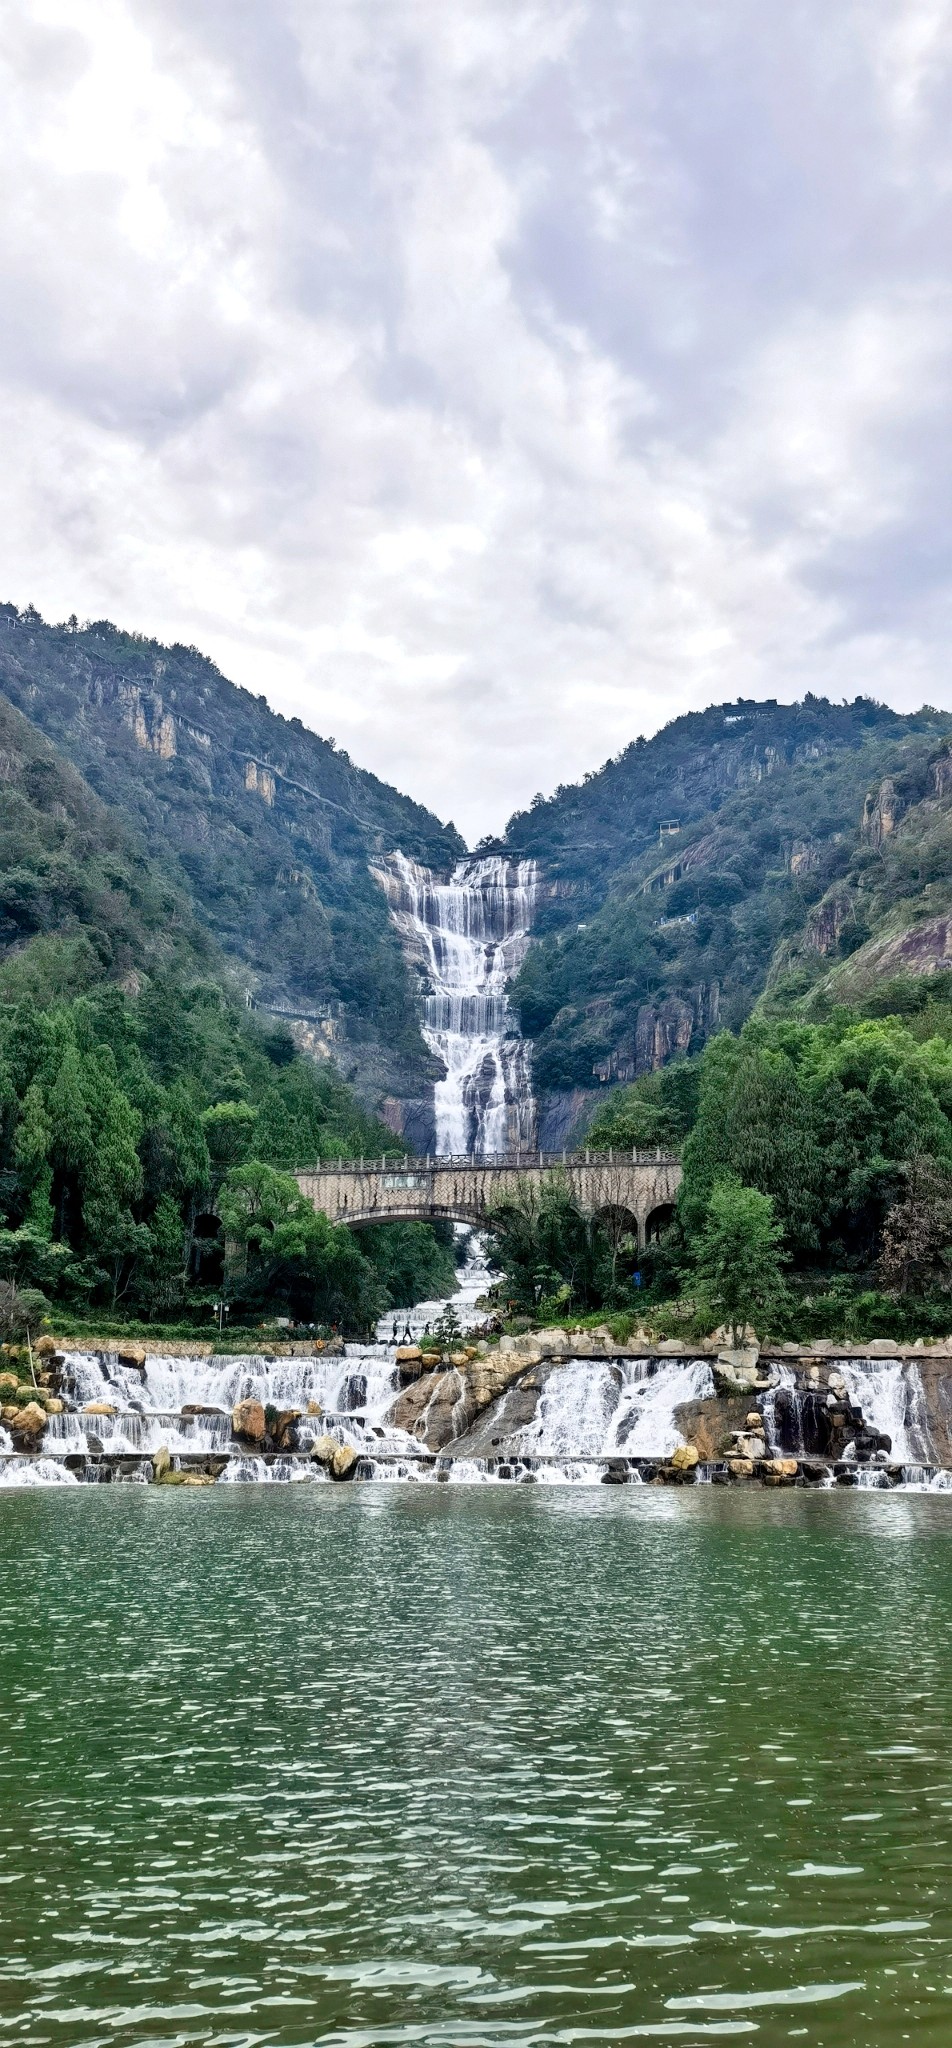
xmin=0 ymin=976 xmax=456 ymax=1333
xmin=0 ymin=659 xmax=457 ymax=1333
xmin=0 ymin=604 xmax=463 ymax=1101
xmin=502 ymin=697 xmax=952 ymax=1094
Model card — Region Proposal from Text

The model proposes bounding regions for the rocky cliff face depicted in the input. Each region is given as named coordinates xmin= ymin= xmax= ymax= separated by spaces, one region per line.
xmin=507 ymin=700 xmax=952 ymax=1117
xmin=592 ymin=986 xmax=720 ymax=1083
xmin=0 ymin=608 xmax=462 ymax=1113
xmin=783 ymin=733 xmax=952 ymax=1003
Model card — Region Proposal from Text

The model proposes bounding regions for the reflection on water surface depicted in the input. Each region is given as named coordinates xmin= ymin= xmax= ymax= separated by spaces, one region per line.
xmin=1 ymin=1487 xmax=951 ymax=2047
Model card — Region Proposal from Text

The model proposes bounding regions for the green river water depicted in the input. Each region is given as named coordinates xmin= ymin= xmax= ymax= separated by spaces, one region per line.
xmin=2 ymin=1485 xmax=952 ymax=2048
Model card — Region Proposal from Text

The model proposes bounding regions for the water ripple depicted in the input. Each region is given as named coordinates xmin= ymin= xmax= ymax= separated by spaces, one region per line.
xmin=1 ymin=1487 xmax=952 ymax=2045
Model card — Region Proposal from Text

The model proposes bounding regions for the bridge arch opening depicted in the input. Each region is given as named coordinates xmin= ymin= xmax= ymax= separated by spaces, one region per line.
xmin=341 ymin=1205 xmax=485 ymax=1230
xmin=644 ymin=1202 xmax=675 ymax=1243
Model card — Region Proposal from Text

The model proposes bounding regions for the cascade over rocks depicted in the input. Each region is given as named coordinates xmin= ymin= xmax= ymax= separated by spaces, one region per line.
xmin=9 ymin=1260 xmax=952 ymax=1485
xmin=373 ymin=853 xmax=538 ymax=1156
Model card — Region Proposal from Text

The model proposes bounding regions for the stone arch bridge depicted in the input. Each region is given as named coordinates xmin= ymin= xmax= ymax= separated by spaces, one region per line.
xmin=294 ymin=1151 xmax=682 ymax=1248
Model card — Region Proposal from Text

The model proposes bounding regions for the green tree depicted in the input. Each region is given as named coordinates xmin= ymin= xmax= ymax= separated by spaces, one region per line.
xmin=691 ymin=1177 xmax=788 ymax=1344
xmin=879 ymin=1156 xmax=952 ymax=1297
xmin=218 ymin=1162 xmax=381 ymax=1329
xmin=131 ymin=1193 xmax=188 ymax=1316
xmin=14 ymin=1084 xmax=54 ymax=1236
xmin=679 ymin=1030 xmax=824 ymax=1251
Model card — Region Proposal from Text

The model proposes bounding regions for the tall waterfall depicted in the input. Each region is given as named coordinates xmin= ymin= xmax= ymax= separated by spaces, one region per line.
xmin=374 ymin=852 xmax=538 ymax=1157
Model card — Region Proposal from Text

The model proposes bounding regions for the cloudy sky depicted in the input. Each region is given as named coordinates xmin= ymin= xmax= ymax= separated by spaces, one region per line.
xmin=3 ymin=1 xmax=952 ymax=838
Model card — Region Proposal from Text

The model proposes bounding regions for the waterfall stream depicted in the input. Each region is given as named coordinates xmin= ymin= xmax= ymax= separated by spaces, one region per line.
xmin=373 ymin=851 xmax=537 ymax=1156
xmin=833 ymin=1358 xmax=935 ymax=1465
xmin=513 ymin=1357 xmax=715 ymax=1462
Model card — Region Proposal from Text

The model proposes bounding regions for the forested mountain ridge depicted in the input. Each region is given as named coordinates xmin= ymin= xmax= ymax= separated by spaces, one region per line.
xmin=771 ymin=743 xmax=952 ymax=1011
xmin=500 ymin=697 xmax=952 ymax=1117
xmin=0 ymin=672 xmax=458 ymax=1333
xmin=0 ymin=689 xmax=215 ymax=1004
xmin=0 ymin=604 xmax=463 ymax=1107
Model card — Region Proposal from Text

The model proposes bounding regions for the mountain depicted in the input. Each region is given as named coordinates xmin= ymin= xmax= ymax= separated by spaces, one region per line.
xmin=0 ymin=687 xmax=215 ymax=1004
xmin=498 ymin=696 xmax=952 ymax=1140
xmin=0 ymin=604 xmax=463 ymax=1111
xmin=774 ymin=741 xmax=952 ymax=1012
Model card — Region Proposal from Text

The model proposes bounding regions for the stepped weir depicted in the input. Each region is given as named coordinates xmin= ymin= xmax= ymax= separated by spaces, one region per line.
xmin=294 ymin=1151 xmax=682 ymax=1246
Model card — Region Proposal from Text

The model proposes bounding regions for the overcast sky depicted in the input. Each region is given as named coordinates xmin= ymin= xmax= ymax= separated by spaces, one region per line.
xmin=3 ymin=1 xmax=952 ymax=839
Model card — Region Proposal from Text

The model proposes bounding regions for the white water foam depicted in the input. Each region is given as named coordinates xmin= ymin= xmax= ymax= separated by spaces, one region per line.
xmin=511 ymin=1357 xmax=715 ymax=1463
xmin=53 ymin=1346 xmax=416 ymax=1461
xmin=374 ymin=852 xmax=537 ymax=1156
xmin=377 ymin=1227 xmax=495 ymax=1342
xmin=0 ymin=1456 xmax=79 ymax=1487
xmin=218 ymin=1457 xmax=325 ymax=1484
xmin=834 ymin=1359 xmax=934 ymax=1465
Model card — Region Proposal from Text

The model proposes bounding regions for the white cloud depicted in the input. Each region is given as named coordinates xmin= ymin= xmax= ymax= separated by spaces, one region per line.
xmin=2 ymin=0 xmax=952 ymax=840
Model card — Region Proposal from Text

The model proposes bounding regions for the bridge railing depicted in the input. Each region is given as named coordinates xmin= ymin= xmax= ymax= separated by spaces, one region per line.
xmin=295 ymin=1149 xmax=680 ymax=1173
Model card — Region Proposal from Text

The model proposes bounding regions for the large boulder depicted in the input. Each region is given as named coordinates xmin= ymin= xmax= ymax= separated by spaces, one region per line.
xmin=117 ymin=1342 xmax=146 ymax=1369
xmin=273 ymin=1409 xmax=303 ymax=1449
xmin=153 ymin=1446 xmax=171 ymax=1480
xmin=670 ymin=1443 xmax=699 ymax=1471
xmin=731 ymin=1432 xmax=767 ymax=1461
xmin=713 ymin=1357 xmax=765 ymax=1396
xmin=388 ymin=1371 xmax=465 ymax=1449
xmin=34 ymin=1335 xmax=58 ymax=1358
xmin=310 ymin=1433 xmax=340 ymax=1468
xmin=311 ymin=1434 xmax=357 ymax=1479
xmin=232 ymin=1399 xmax=266 ymax=1443
xmin=12 ymin=1401 xmax=47 ymax=1440
xmin=83 ymin=1401 xmax=116 ymax=1416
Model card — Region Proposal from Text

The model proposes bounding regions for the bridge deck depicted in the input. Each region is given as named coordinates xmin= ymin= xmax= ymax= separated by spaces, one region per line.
xmin=294 ymin=1151 xmax=682 ymax=1244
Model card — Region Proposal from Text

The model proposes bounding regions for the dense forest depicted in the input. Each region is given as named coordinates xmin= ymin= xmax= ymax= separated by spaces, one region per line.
xmin=0 ymin=604 xmax=462 ymax=1111
xmin=486 ymin=980 xmax=952 ymax=1342
xmin=500 ymin=697 xmax=952 ymax=1100
xmin=0 ymin=663 xmax=456 ymax=1337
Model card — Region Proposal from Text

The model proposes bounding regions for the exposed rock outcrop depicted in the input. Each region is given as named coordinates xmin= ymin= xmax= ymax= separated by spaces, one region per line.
xmin=862 ymin=777 xmax=903 ymax=849
xmin=232 ymin=1399 xmax=266 ymax=1443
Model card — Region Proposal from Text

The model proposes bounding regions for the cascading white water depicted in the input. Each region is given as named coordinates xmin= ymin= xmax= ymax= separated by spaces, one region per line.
xmin=0 ymin=1457 xmax=79 ymax=1487
xmin=373 ymin=851 xmax=537 ymax=1156
xmin=54 ymin=1346 xmax=417 ymax=1462
xmin=760 ymin=1364 xmax=800 ymax=1453
xmin=377 ymin=1227 xmax=494 ymax=1342
xmin=834 ymin=1359 xmax=935 ymax=1465
xmin=511 ymin=1356 xmax=715 ymax=1464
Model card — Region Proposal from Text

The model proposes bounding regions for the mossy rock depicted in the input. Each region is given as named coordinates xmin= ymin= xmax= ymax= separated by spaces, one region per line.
xmin=13 ymin=1384 xmax=39 ymax=1406
xmin=0 ymin=1373 xmax=18 ymax=1396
